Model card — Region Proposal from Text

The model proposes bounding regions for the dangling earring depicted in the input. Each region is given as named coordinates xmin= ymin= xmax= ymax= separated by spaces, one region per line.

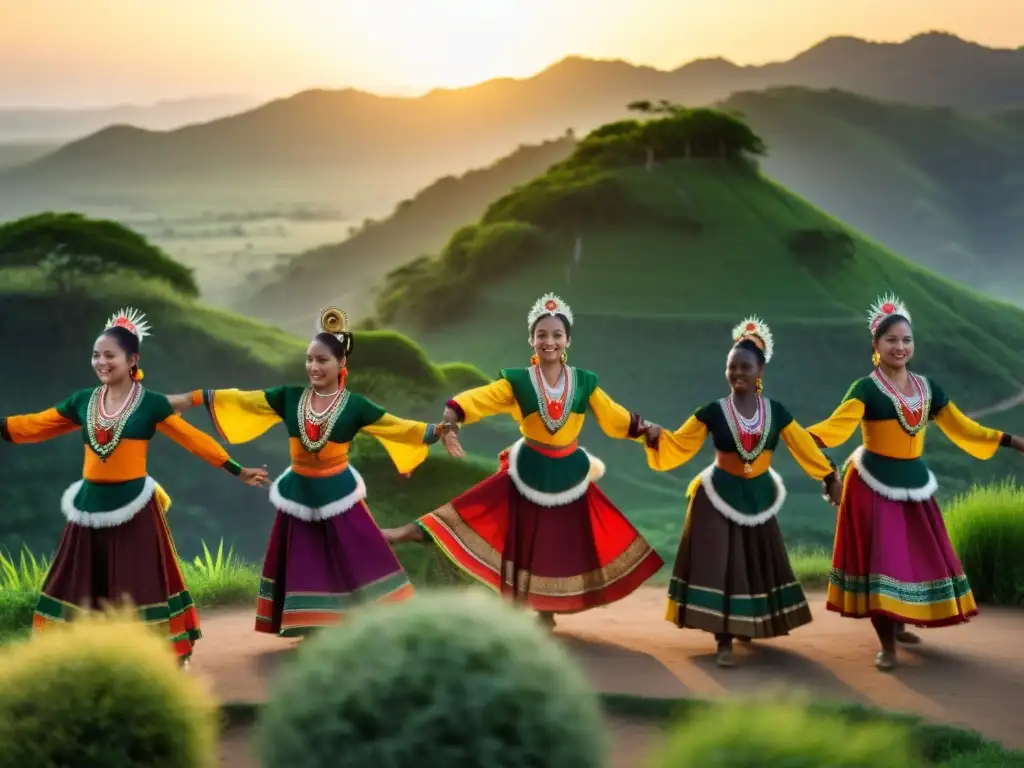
xmin=530 ymin=354 xmax=539 ymax=366
xmin=560 ymin=350 xmax=568 ymax=364
xmin=755 ymin=377 xmax=763 ymax=395
xmin=872 ymin=350 xmax=880 ymax=367
xmin=338 ymin=367 xmax=348 ymax=391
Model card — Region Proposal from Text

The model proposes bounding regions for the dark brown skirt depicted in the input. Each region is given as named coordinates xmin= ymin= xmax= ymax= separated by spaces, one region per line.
xmin=666 ymin=485 xmax=812 ymax=638
xmin=33 ymin=498 xmax=201 ymax=659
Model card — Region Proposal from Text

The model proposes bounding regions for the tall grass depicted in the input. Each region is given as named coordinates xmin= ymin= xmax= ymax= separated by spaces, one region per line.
xmin=945 ymin=480 xmax=1024 ymax=606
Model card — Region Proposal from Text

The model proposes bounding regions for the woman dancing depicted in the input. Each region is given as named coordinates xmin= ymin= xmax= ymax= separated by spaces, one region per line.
xmin=0 ymin=308 xmax=268 ymax=664
xmin=382 ymin=293 xmax=664 ymax=626
xmin=644 ymin=317 xmax=842 ymax=667
xmin=169 ymin=307 xmax=457 ymax=637
xmin=807 ymin=294 xmax=1023 ymax=670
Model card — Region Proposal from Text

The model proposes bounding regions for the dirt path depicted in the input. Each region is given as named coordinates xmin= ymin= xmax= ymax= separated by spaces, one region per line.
xmin=196 ymin=588 xmax=1024 ymax=765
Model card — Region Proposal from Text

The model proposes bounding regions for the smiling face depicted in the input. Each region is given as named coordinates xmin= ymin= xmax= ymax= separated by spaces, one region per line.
xmin=92 ymin=333 xmax=136 ymax=386
xmin=726 ymin=344 xmax=764 ymax=396
xmin=306 ymin=339 xmax=343 ymax=390
xmin=530 ymin=315 xmax=569 ymax=364
xmin=874 ymin=318 xmax=914 ymax=370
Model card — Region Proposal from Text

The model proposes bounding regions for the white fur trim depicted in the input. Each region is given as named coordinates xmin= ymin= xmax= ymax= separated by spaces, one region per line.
xmin=61 ymin=476 xmax=157 ymax=528
xmin=694 ymin=464 xmax=787 ymax=527
xmin=268 ymin=465 xmax=367 ymax=522
xmin=846 ymin=446 xmax=937 ymax=501
xmin=506 ymin=438 xmax=599 ymax=507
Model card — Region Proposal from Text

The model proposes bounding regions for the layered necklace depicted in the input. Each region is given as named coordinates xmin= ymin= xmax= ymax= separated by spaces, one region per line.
xmin=530 ymin=363 xmax=576 ymax=433
xmin=298 ymin=385 xmax=349 ymax=453
xmin=86 ymin=382 xmax=143 ymax=459
xmin=721 ymin=393 xmax=772 ymax=474
xmin=871 ymin=368 xmax=931 ymax=435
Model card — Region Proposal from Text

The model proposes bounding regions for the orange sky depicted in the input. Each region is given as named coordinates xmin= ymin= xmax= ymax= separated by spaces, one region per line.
xmin=1 ymin=0 xmax=1021 ymax=107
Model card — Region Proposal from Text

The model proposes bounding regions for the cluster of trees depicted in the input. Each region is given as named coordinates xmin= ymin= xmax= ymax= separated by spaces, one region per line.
xmin=0 ymin=212 xmax=197 ymax=295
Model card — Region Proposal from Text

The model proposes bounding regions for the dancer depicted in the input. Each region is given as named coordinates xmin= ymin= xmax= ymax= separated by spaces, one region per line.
xmin=169 ymin=306 xmax=457 ymax=637
xmin=643 ymin=317 xmax=842 ymax=667
xmin=0 ymin=308 xmax=268 ymax=664
xmin=382 ymin=293 xmax=665 ymax=625
xmin=807 ymin=294 xmax=1023 ymax=671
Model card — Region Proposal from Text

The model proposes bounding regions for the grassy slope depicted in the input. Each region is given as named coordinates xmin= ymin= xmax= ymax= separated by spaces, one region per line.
xmin=0 ymin=270 xmax=491 ymax=571
xmin=242 ymin=136 xmax=577 ymax=332
xmin=389 ymin=160 xmax=1024 ymax=560
xmin=718 ymin=88 xmax=1024 ymax=297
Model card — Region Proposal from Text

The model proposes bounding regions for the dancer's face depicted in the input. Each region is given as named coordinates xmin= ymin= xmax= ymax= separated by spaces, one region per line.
xmin=874 ymin=320 xmax=914 ymax=370
xmin=530 ymin=316 xmax=569 ymax=364
xmin=726 ymin=346 xmax=762 ymax=396
xmin=305 ymin=339 xmax=343 ymax=391
xmin=92 ymin=334 xmax=134 ymax=386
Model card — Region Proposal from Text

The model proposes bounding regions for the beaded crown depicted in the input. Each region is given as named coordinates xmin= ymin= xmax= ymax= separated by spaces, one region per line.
xmin=527 ymin=293 xmax=573 ymax=329
xmin=732 ymin=316 xmax=774 ymax=363
xmin=104 ymin=307 xmax=151 ymax=343
xmin=867 ymin=293 xmax=912 ymax=334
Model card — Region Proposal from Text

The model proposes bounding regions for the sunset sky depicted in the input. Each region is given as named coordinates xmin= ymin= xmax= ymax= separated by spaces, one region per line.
xmin=2 ymin=0 xmax=1022 ymax=107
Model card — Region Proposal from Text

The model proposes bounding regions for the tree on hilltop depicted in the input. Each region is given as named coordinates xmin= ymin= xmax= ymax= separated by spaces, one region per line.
xmin=0 ymin=212 xmax=198 ymax=296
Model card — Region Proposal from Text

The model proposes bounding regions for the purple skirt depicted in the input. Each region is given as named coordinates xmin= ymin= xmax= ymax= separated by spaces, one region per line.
xmin=255 ymin=502 xmax=414 ymax=636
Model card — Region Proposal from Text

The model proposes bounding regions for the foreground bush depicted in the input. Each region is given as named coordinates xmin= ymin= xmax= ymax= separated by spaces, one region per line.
xmin=945 ymin=481 xmax=1024 ymax=606
xmin=0 ymin=610 xmax=217 ymax=768
xmin=649 ymin=699 xmax=920 ymax=767
xmin=256 ymin=588 xmax=607 ymax=768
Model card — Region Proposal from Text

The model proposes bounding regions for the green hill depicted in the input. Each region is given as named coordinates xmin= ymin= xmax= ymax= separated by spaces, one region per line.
xmin=374 ymin=108 xmax=1024 ymax=560
xmin=717 ymin=87 xmax=1024 ymax=301
xmin=241 ymin=136 xmax=577 ymax=332
xmin=0 ymin=230 xmax=492 ymax=580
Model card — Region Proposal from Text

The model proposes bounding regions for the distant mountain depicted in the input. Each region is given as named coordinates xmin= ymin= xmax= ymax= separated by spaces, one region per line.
xmin=716 ymin=87 xmax=1024 ymax=300
xmin=4 ymin=32 xmax=1021 ymax=191
xmin=0 ymin=95 xmax=259 ymax=143
xmin=239 ymin=135 xmax=577 ymax=331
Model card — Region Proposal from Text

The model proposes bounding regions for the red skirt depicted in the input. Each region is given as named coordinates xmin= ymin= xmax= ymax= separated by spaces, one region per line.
xmin=33 ymin=497 xmax=201 ymax=660
xmin=418 ymin=451 xmax=663 ymax=613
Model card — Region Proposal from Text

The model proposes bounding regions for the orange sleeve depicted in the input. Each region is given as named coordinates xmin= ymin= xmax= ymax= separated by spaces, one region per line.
xmin=0 ymin=408 xmax=80 ymax=444
xmin=156 ymin=414 xmax=243 ymax=475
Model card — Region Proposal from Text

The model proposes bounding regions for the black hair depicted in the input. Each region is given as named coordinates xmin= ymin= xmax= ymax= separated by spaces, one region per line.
xmin=731 ymin=338 xmax=765 ymax=366
xmin=102 ymin=326 xmax=141 ymax=377
xmin=530 ymin=313 xmax=571 ymax=339
xmin=313 ymin=331 xmax=353 ymax=360
xmin=872 ymin=313 xmax=911 ymax=342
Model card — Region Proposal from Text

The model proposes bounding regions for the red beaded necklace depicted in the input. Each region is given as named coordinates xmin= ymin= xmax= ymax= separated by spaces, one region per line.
xmin=533 ymin=364 xmax=568 ymax=421
xmin=726 ymin=394 xmax=765 ymax=452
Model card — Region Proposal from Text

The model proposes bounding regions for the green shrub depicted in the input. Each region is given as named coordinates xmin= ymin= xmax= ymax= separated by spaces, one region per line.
xmin=649 ymin=699 xmax=921 ymax=767
xmin=256 ymin=588 xmax=607 ymax=768
xmin=0 ymin=610 xmax=218 ymax=768
xmin=945 ymin=480 xmax=1024 ymax=605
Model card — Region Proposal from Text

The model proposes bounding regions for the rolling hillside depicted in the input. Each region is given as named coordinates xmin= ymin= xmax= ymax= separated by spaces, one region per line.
xmin=3 ymin=32 xmax=1022 ymax=196
xmin=242 ymin=136 xmax=577 ymax=331
xmin=0 ymin=261 xmax=492 ymax=581
xmin=375 ymin=110 xmax=1024 ymax=558
xmin=717 ymin=88 xmax=1024 ymax=300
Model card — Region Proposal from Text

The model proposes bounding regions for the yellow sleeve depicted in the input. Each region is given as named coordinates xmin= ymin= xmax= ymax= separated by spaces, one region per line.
xmin=361 ymin=412 xmax=438 ymax=475
xmin=450 ymin=379 xmax=520 ymax=425
xmin=156 ymin=414 xmax=243 ymax=475
xmin=201 ymin=388 xmax=283 ymax=444
xmin=0 ymin=408 xmax=80 ymax=444
xmin=933 ymin=402 xmax=1005 ymax=460
xmin=588 ymin=387 xmax=645 ymax=441
xmin=781 ymin=421 xmax=836 ymax=480
xmin=645 ymin=415 xmax=708 ymax=472
xmin=806 ymin=398 xmax=865 ymax=448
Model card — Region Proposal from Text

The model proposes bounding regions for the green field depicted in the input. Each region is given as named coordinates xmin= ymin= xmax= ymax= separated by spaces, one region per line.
xmin=373 ymin=114 xmax=1024 ymax=554
xmin=0 ymin=267 xmax=492 ymax=570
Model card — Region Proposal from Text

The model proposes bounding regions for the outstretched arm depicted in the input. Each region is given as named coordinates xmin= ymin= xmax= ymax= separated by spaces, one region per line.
xmin=445 ymin=378 xmax=520 ymax=426
xmin=1 ymin=402 xmax=80 ymax=444
xmin=167 ymin=393 xmax=196 ymax=413
xmin=155 ymin=414 xmax=267 ymax=486
xmin=807 ymin=397 xmax=865 ymax=449
xmin=588 ymin=387 xmax=651 ymax=442
xmin=193 ymin=388 xmax=284 ymax=444
xmin=781 ymin=420 xmax=840 ymax=482
xmin=359 ymin=398 xmax=445 ymax=475
xmin=644 ymin=414 xmax=709 ymax=472
xmin=932 ymin=402 xmax=1017 ymax=460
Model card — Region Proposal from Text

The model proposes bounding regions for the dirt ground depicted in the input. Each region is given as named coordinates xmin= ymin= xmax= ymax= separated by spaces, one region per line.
xmin=194 ymin=588 xmax=1024 ymax=766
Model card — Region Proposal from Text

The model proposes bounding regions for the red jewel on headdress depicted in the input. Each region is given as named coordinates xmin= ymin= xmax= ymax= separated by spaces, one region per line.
xmin=544 ymin=299 xmax=558 ymax=311
xmin=745 ymin=322 xmax=757 ymax=331
xmin=881 ymin=303 xmax=895 ymax=313
xmin=305 ymin=421 xmax=321 ymax=441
